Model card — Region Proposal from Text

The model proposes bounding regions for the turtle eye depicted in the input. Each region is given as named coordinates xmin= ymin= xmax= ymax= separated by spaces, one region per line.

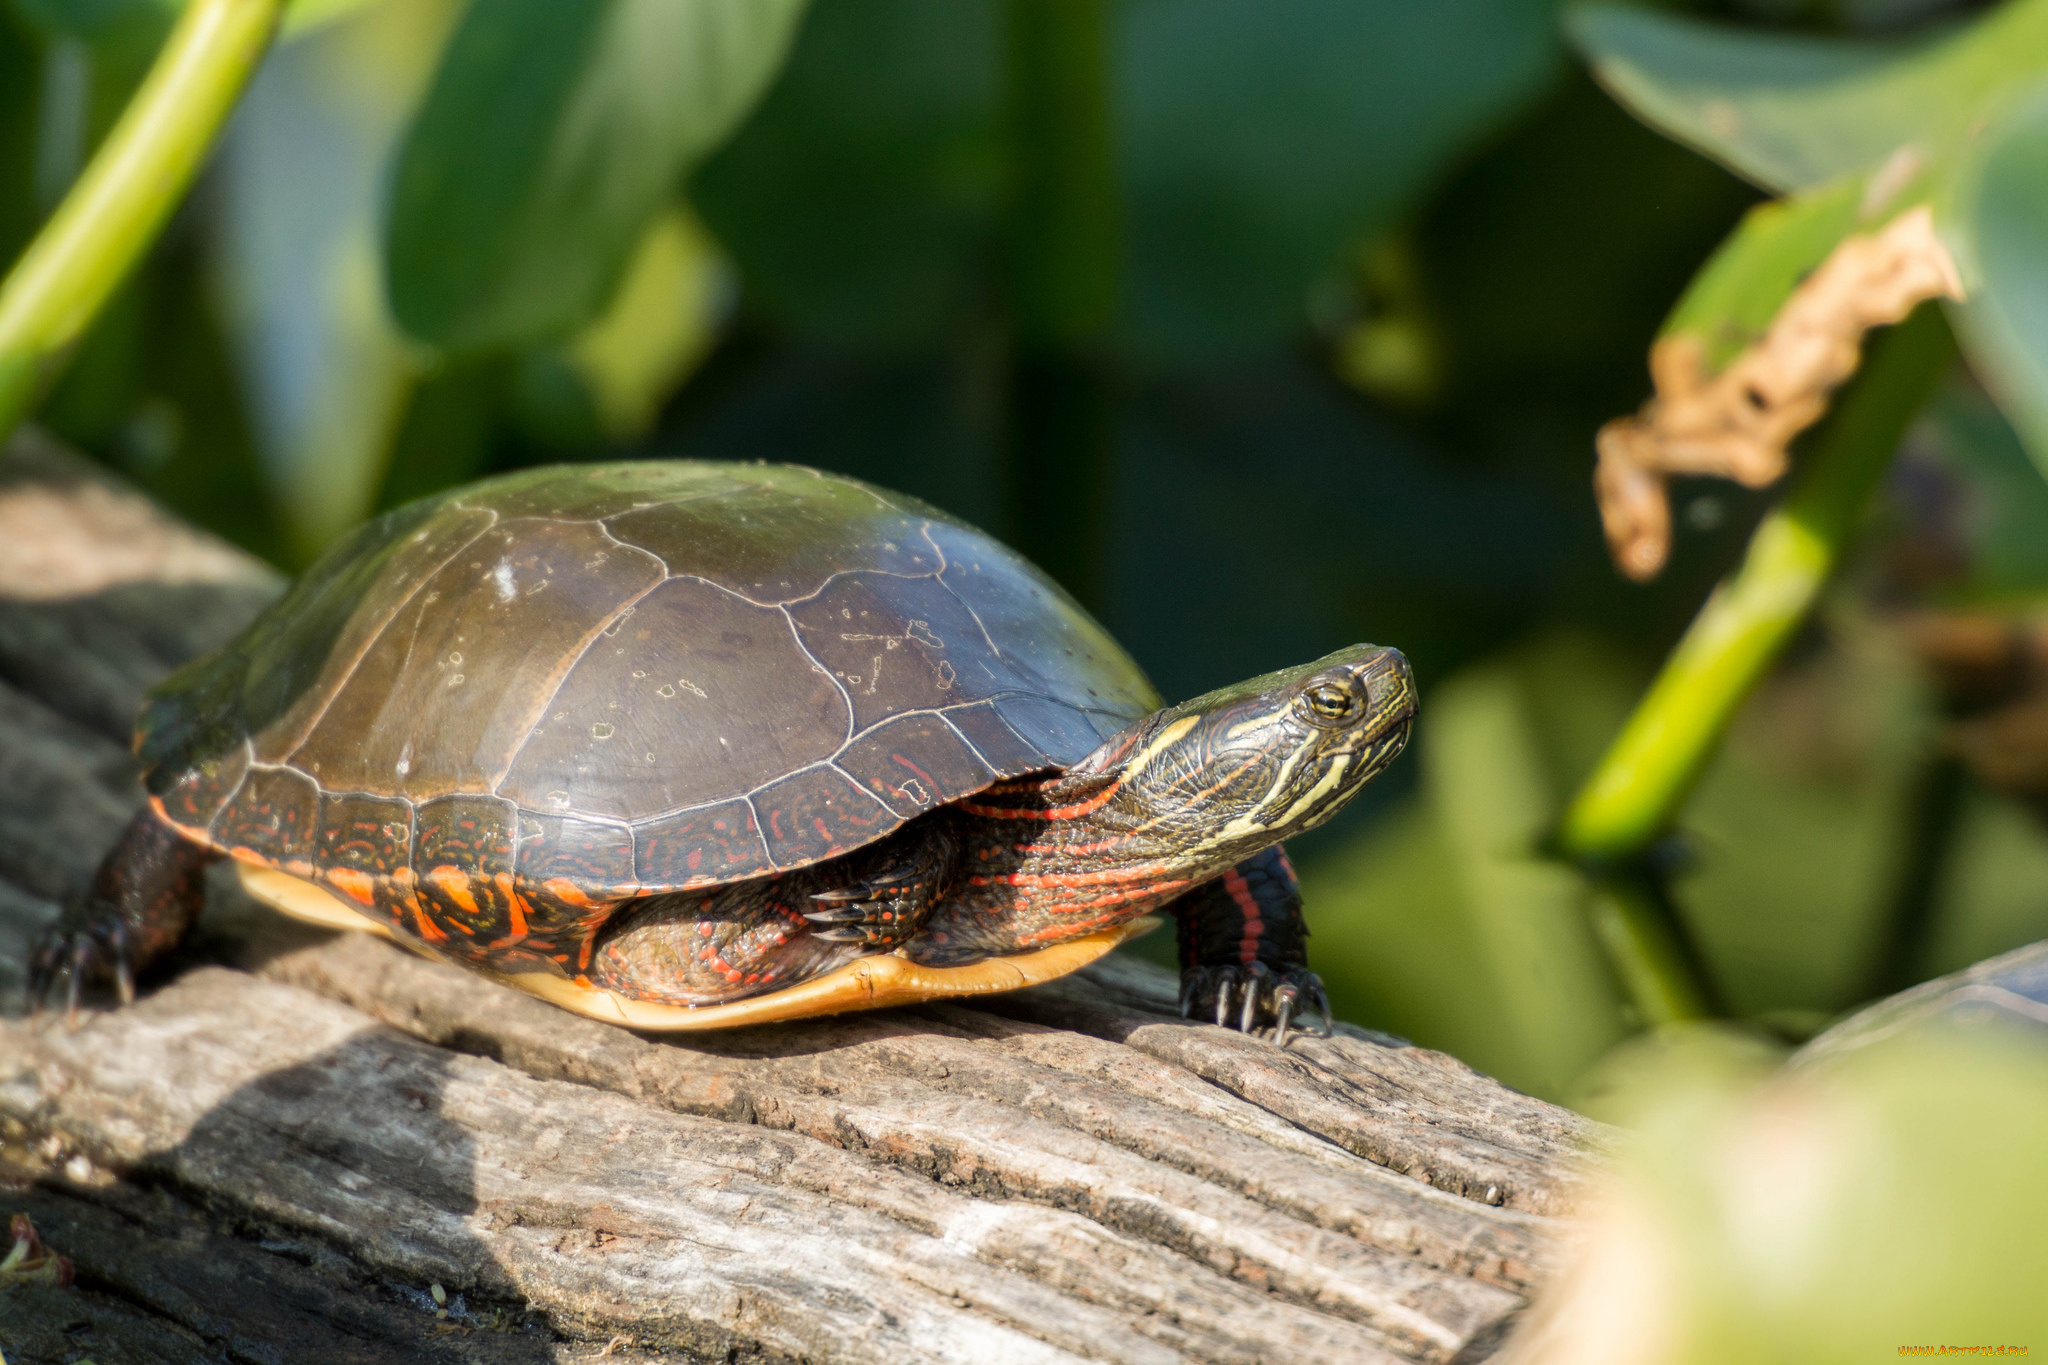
xmin=1300 ymin=681 xmax=1359 ymax=726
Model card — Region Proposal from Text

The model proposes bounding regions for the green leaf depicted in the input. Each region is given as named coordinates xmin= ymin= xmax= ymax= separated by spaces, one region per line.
xmin=7 ymin=0 xmax=175 ymax=42
xmin=1568 ymin=0 xmax=2048 ymax=194
xmin=697 ymin=0 xmax=1558 ymax=362
xmin=9 ymin=0 xmax=376 ymax=41
xmin=215 ymin=0 xmax=461 ymax=559
xmin=692 ymin=0 xmax=1003 ymax=351
xmin=1119 ymin=0 xmax=1562 ymax=362
xmin=562 ymin=202 xmax=728 ymax=441
xmin=1659 ymin=176 xmax=1863 ymax=370
xmin=1956 ymin=85 xmax=2048 ymax=484
xmin=1421 ymin=656 xmax=1631 ymax=1095
xmin=385 ymin=0 xmax=806 ymax=353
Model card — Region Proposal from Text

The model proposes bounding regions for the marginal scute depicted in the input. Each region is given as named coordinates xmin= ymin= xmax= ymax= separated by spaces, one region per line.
xmin=154 ymin=739 xmax=250 ymax=833
xmin=942 ymin=702 xmax=1053 ymax=774
xmin=415 ymin=793 xmax=517 ymax=880
xmin=836 ymin=713 xmax=995 ymax=818
xmin=315 ymin=791 xmax=413 ymax=877
xmin=515 ymin=811 xmax=638 ymax=897
xmin=995 ymin=694 xmax=1120 ymax=768
xmin=633 ymin=798 xmax=771 ymax=889
xmin=218 ymin=765 xmax=320 ymax=864
xmin=752 ymin=764 xmax=895 ymax=869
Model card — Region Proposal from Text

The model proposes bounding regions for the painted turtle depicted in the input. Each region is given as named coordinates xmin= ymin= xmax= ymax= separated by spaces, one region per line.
xmin=32 ymin=462 xmax=1415 ymax=1039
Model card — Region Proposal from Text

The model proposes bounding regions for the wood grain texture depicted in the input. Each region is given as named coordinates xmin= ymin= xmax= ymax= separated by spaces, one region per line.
xmin=0 ymin=432 xmax=1599 ymax=1363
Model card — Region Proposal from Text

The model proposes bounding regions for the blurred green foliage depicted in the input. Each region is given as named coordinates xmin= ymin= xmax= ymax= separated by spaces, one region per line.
xmin=8 ymin=0 xmax=2048 ymax=1123
xmin=1520 ymin=1012 xmax=2048 ymax=1362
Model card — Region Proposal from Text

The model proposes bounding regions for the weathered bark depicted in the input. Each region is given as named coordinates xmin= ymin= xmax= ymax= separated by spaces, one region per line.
xmin=0 ymin=431 xmax=1600 ymax=1364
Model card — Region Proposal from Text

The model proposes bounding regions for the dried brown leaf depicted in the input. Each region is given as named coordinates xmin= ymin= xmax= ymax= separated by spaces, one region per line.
xmin=1597 ymin=207 xmax=1964 ymax=581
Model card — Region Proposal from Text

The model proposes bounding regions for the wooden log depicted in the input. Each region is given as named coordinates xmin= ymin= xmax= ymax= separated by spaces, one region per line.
xmin=0 ymin=431 xmax=1600 ymax=1363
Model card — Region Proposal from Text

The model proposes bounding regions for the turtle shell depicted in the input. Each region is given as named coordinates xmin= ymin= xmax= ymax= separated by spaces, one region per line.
xmin=139 ymin=462 xmax=1159 ymax=903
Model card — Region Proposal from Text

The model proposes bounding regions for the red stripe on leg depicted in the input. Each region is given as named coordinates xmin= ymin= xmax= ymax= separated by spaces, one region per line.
xmin=1224 ymin=867 xmax=1263 ymax=965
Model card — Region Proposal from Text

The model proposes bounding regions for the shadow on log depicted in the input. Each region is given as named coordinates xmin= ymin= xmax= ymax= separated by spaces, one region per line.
xmin=0 ymin=431 xmax=1600 ymax=1364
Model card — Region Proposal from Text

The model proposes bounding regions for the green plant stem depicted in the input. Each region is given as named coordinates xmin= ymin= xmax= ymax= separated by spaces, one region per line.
xmin=1557 ymin=306 xmax=1955 ymax=1015
xmin=1867 ymin=753 xmax=1968 ymax=998
xmin=0 ymin=0 xmax=284 ymax=447
xmin=1584 ymin=875 xmax=1714 ymax=1026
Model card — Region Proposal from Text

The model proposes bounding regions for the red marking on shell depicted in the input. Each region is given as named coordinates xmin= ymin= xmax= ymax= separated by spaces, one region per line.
xmin=325 ymin=868 xmax=377 ymax=906
xmin=412 ymin=901 xmax=449 ymax=942
xmin=890 ymin=752 xmax=938 ymax=788
xmin=148 ymin=796 xmax=210 ymax=844
xmin=494 ymin=873 xmax=530 ymax=939
xmin=543 ymin=877 xmax=602 ymax=911
xmin=428 ymin=865 xmax=479 ymax=915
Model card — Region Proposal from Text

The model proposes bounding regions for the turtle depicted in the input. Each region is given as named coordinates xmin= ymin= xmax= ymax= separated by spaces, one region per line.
xmin=31 ymin=461 xmax=1416 ymax=1040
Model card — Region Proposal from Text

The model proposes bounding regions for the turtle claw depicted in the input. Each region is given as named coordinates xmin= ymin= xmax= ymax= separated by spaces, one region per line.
xmin=27 ymin=907 xmax=136 ymax=1027
xmin=1180 ymin=963 xmax=1332 ymax=1045
xmin=1239 ymin=962 xmax=1270 ymax=1035
xmin=803 ymin=856 xmax=942 ymax=952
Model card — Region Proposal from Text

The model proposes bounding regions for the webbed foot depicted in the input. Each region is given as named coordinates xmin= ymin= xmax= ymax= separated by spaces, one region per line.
xmin=1179 ymin=962 xmax=1333 ymax=1046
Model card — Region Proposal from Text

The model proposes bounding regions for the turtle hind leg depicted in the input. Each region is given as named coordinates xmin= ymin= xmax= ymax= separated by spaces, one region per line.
xmin=29 ymin=806 xmax=217 ymax=1020
xmin=591 ymin=831 xmax=961 ymax=1007
xmin=1166 ymin=844 xmax=1332 ymax=1044
xmin=589 ymin=883 xmax=858 ymax=1006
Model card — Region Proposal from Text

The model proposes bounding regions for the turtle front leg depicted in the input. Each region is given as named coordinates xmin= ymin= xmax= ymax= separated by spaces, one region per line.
xmin=29 ymin=806 xmax=217 ymax=1020
xmin=592 ymin=828 xmax=960 ymax=1006
xmin=1167 ymin=844 xmax=1332 ymax=1043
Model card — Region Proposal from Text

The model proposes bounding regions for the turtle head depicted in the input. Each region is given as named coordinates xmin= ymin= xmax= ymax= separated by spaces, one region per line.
xmin=1058 ymin=644 xmax=1416 ymax=867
